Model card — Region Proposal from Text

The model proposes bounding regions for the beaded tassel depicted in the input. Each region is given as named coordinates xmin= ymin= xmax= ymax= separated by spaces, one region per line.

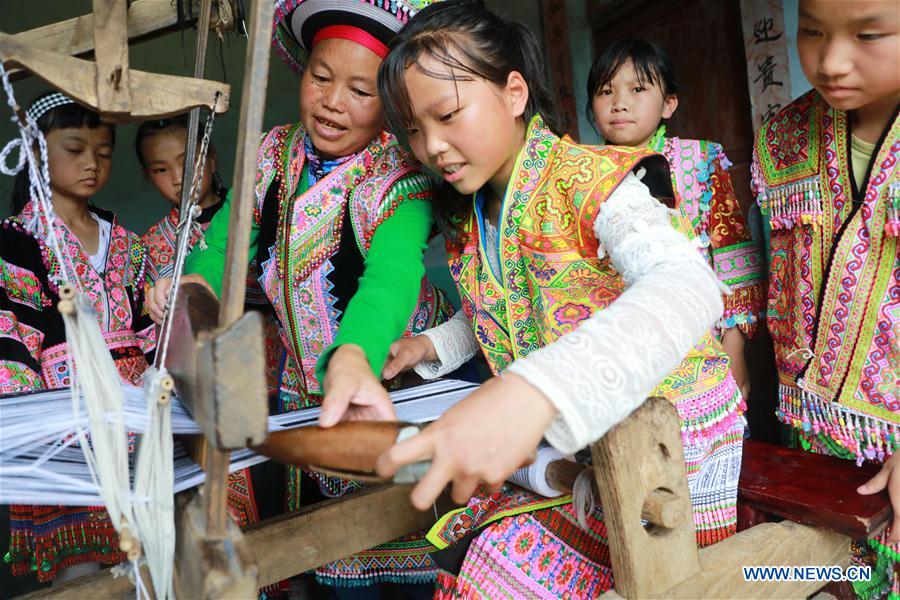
xmin=768 ymin=177 xmax=824 ymax=229
xmin=777 ymin=384 xmax=900 ymax=464
xmin=887 ymin=182 xmax=900 ymax=237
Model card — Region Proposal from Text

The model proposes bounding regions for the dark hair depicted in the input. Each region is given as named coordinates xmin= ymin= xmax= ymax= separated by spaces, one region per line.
xmin=134 ymin=114 xmax=227 ymax=200
xmin=585 ymin=39 xmax=680 ymax=126
xmin=135 ymin=115 xmax=191 ymax=167
xmin=377 ymin=0 xmax=564 ymax=243
xmin=9 ymin=92 xmax=115 ymax=215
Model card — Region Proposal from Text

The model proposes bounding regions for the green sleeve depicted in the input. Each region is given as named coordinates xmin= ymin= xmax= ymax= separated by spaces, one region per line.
xmin=315 ymin=189 xmax=433 ymax=382
xmin=184 ymin=189 xmax=260 ymax=298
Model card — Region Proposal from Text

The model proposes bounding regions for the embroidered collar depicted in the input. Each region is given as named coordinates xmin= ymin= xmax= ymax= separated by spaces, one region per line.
xmin=303 ymin=135 xmax=354 ymax=184
xmin=648 ymin=124 xmax=667 ymax=153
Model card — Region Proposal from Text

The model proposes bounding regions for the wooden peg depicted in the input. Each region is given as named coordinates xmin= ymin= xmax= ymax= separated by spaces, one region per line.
xmin=642 ymin=487 xmax=687 ymax=529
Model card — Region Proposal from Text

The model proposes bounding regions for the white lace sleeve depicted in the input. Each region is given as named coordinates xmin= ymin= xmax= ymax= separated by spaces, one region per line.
xmin=506 ymin=173 xmax=724 ymax=454
xmin=413 ymin=310 xmax=480 ymax=379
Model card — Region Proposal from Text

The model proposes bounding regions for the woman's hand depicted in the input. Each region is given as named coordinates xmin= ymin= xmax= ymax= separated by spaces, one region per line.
xmin=146 ymin=274 xmax=214 ymax=324
xmin=320 ymin=344 xmax=396 ymax=427
xmin=858 ymin=452 xmax=900 ymax=543
xmin=382 ymin=335 xmax=439 ymax=380
xmin=722 ymin=327 xmax=750 ymax=401
xmin=375 ymin=373 xmax=557 ymax=510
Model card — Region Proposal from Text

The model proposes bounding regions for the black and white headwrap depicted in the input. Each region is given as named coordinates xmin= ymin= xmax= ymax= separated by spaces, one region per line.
xmin=26 ymin=92 xmax=75 ymax=123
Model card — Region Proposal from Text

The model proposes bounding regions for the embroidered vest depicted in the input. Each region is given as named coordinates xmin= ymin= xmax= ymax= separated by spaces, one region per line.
xmin=448 ymin=116 xmax=661 ymax=371
xmin=255 ymin=123 xmax=447 ymax=401
xmin=141 ymin=206 xmax=207 ymax=281
xmin=5 ymin=203 xmax=151 ymax=388
xmin=658 ymin=136 xmax=765 ymax=313
xmin=448 ymin=117 xmax=743 ymax=444
xmin=753 ymin=91 xmax=900 ymax=458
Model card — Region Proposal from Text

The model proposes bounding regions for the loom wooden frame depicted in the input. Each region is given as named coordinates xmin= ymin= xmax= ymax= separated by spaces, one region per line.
xmin=4 ymin=2 xmax=878 ymax=599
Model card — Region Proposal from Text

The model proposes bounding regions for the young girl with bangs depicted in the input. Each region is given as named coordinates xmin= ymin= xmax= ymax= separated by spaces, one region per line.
xmin=1 ymin=93 xmax=155 ymax=584
xmin=146 ymin=0 xmax=453 ymax=595
xmin=136 ymin=116 xmax=228 ymax=281
xmin=587 ymin=39 xmax=766 ymax=404
xmin=320 ymin=1 xmax=744 ymax=596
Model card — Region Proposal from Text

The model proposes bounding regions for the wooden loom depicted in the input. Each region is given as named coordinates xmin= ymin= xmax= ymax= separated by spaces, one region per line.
xmin=3 ymin=2 xmax=892 ymax=598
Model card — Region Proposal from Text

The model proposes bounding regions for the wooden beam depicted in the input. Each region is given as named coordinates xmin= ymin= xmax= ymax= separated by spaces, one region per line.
xmin=217 ymin=0 xmax=273 ymax=325
xmin=592 ymin=397 xmax=701 ymax=598
xmin=661 ymin=521 xmax=851 ymax=599
xmin=92 ymin=0 xmax=131 ymax=115
xmin=244 ymin=485 xmax=437 ymax=587
xmin=5 ymin=0 xmax=189 ymax=81
xmin=0 ymin=33 xmax=229 ymax=119
xmin=24 ymin=485 xmax=437 ymax=597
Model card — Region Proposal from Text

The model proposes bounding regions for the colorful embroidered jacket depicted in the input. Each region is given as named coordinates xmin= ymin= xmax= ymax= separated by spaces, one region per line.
xmin=651 ymin=130 xmax=766 ymax=337
xmin=752 ymin=90 xmax=900 ymax=462
xmin=0 ymin=203 xmax=155 ymax=391
xmin=0 ymin=202 xmax=155 ymax=581
xmin=141 ymin=200 xmax=223 ymax=281
xmin=433 ymin=116 xmax=744 ymax=556
xmin=186 ymin=122 xmax=451 ymax=411
xmin=448 ymin=115 xmax=742 ymax=435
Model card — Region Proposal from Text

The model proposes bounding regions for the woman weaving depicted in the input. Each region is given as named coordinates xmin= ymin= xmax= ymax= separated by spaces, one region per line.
xmin=147 ymin=0 xmax=452 ymax=596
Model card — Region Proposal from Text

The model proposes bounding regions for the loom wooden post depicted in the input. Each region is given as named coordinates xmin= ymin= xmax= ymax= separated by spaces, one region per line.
xmin=173 ymin=491 xmax=258 ymax=598
xmin=591 ymin=397 xmax=700 ymax=598
xmin=198 ymin=0 xmax=271 ymax=543
xmin=92 ymin=0 xmax=131 ymax=115
xmin=218 ymin=2 xmax=272 ymax=326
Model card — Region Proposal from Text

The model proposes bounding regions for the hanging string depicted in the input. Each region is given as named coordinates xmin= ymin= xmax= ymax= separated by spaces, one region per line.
xmin=131 ymin=368 xmax=176 ymax=599
xmin=0 ymin=64 xmax=158 ymax=598
xmin=0 ymin=63 xmax=75 ymax=286
xmin=132 ymin=91 xmax=219 ymax=599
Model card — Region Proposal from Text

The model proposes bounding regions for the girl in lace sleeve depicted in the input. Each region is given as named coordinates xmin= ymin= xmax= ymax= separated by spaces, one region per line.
xmin=318 ymin=3 xmax=744 ymax=597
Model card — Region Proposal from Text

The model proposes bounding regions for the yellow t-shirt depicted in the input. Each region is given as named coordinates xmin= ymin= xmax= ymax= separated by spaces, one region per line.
xmin=850 ymin=134 xmax=876 ymax=190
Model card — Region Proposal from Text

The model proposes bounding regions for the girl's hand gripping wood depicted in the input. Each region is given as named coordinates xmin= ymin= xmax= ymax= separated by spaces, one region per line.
xmin=381 ymin=335 xmax=439 ymax=380
xmin=375 ymin=373 xmax=557 ymax=510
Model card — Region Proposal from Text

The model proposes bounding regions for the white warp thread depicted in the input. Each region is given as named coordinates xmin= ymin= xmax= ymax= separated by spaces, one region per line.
xmin=508 ymin=445 xmax=568 ymax=498
xmin=1 ymin=64 xmax=154 ymax=598
xmin=1 ymin=379 xmax=479 ymax=506
xmin=131 ymin=369 xmax=175 ymax=599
